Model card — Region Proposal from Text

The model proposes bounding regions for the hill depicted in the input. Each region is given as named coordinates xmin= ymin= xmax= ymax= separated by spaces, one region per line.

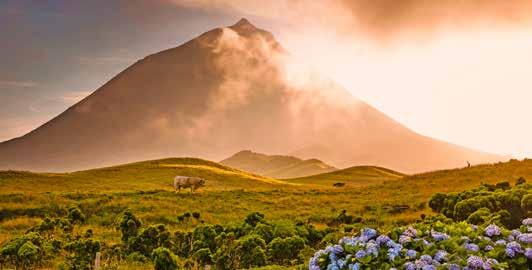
xmin=286 ymin=165 xmax=404 ymax=187
xmin=0 ymin=157 xmax=290 ymax=193
xmin=0 ymin=18 xmax=504 ymax=173
xmin=220 ymin=150 xmax=337 ymax=178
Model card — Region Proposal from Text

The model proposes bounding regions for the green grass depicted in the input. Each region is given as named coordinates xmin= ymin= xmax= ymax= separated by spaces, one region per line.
xmin=1 ymin=157 xmax=531 ymax=268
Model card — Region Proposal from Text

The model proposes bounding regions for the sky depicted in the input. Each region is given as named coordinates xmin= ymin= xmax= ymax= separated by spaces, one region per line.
xmin=1 ymin=0 xmax=532 ymax=158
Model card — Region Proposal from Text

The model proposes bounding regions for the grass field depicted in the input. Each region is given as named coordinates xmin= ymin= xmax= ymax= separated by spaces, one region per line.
xmin=0 ymin=157 xmax=530 ymax=268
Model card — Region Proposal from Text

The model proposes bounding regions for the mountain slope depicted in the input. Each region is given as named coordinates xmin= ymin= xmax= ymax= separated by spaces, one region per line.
xmin=220 ymin=150 xmax=336 ymax=178
xmin=0 ymin=18 xmax=505 ymax=173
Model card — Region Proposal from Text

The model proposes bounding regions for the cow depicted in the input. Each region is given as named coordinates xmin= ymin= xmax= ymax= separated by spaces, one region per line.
xmin=173 ymin=176 xmax=206 ymax=193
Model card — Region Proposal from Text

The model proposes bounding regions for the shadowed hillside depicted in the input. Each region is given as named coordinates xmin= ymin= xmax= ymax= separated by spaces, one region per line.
xmin=220 ymin=150 xmax=337 ymax=178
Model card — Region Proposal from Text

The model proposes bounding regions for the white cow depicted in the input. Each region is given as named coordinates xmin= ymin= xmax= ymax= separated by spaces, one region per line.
xmin=173 ymin=176 xmax=206 ymax=193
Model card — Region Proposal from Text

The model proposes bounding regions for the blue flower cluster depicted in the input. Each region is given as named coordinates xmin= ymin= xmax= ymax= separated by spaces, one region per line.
xmin=309 ymin=219 xmax=532 ymax=270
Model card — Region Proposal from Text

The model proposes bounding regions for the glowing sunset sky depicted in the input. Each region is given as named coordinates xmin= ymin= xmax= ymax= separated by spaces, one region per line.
xmin=1 ymin=0 xmax=531 ymax=158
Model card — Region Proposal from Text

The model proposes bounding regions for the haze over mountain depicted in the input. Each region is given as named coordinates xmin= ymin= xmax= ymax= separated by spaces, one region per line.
xmin=0 ymin=19 xmax=505 ymax=173
xmin=220 ymin=150 xmax=336 ymax=178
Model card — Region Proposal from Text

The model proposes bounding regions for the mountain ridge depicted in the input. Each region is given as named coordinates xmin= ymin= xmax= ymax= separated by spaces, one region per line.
xmin=220 ymin=150 xmax=337 ymax=178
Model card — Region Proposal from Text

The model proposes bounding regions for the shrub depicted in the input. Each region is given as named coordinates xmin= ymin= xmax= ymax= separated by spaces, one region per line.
xmin=119 ymin=210 xmax=141 ymax=244
xmin=67 ymin=207 xmax=85 ymax=224
xmin=244 ymin=212 xmax=265 ymax=227
xmin=152 ymin=247 xmax=179 ymax=270
xmin=236 ymin=234 xmax=266 ymax=268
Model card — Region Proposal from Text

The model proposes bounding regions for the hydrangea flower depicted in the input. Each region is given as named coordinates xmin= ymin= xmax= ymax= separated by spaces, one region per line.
xmin=522 ymin=218 xmax=532 ymax=226
xmin=376 ymin=235 xmax=390 ymax=246
xmin=484 ymin=245 xmax=493 ymax=251
xmin=517 ymin=233 xmax=532 ymax=244
xmin=332 ymin=245 xmax=344 ymax=254
xmin=366 ymin=242 xmax=379 ymax=257
xmin=404 ymin=262 xmax=415 ymax=270
xmin=495 ymin=239 xmax=506 ymax=246
xmin=361 ymin=228 xmax=377 ymax=240
xmin=348 ymin=263 xmax=360 ymax=270
xmin=431 ymin=230 xmax=450 ymax=241
xmin=464 ymin=243 xmax=479 ymax=253
xmin=505 ymin=241 xmax=522 ymax=258
xmin=467 ymin=255 xmax=484 ymax=269
xmin=525 ymin=248 xmax=532 ymax=259
xmin=434 ymin=250 xmax=448 ymax=262
xmin=484 ymin=224 xmax=501 ymax=237
xmin=355 ymin=250 xmax=366 ymax=259
xmin=406 ymin=249 xmax=417 ymax=258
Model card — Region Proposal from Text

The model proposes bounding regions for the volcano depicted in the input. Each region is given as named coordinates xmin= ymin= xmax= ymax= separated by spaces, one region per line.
xmin=0 ymin=19 xmax=504 ymax=173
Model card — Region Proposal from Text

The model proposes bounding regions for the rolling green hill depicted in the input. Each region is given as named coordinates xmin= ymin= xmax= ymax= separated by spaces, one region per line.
xmin=285 ymin=165 xmax=404 ymax=187
xmin=220 ymin=150 xmax=337 ymax=178
xmin=0 ymin=157 xmax=290 ymax=194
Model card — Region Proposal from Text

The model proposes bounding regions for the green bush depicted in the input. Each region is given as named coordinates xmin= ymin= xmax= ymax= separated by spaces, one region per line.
xmin=152 ymin=247 xmax=179 ymax=270
xmin=236 ymin=234 xmax=267 ymax=268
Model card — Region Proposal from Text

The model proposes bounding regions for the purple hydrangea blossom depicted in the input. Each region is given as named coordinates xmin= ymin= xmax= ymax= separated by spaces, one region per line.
xmin=484 ymin=224 xmax=501 ymax=237
xmin=495 ymin=239 xmax=506 ymax=246
xmin=406 ymin=249 xmax=417 ymax=258
xmin=332 ymin=245 xmax=343 ymax=254
xmin=355 ymin=249 xmax=366 ymax=259
xmin=376 ymin=235 xmax=390 ymax=246
xmin=467 ymin=255 xmax=484 ymax=269
xmin=516 ymin=233 xmax=532 ymax=244
xmin=362 ymin=228 xmax=377 ymax=240
xmin=522 ymin=218 xmax=532 ymax=226
xmin=464 ymin=243 xmax=479 ymax=253
xmin=431 ymin=230 xmax=450 ymax=241
xmin=525 ymin=248 xmax=532 ymax=259
xmin=505 ymin=241 xmax=522 ymax=258
xmin=348 ymin=263 xmax=360 ymax=270
xmin=434 ymin=250 xmax=448 ymax=262
xmin=404 ymin=262 xmax=415 ymax=270
xmin=484 ymin=245 xmax=493 ymax=251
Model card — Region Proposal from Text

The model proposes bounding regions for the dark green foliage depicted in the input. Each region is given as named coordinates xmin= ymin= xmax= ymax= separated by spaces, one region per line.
xmin=64 ymin=233 xmax=101 ymax=270
xmin=152 ymin=247 xmax=179 ymax=270
xmin=67 ymin=206 xmax=85 ymax=224
xmin=118 ymin=210 xmax=141 ymax=244
xmin=267 ymin=236 xmax=305 ymax=265
xmin=0 ymin=232 xmax=46 ymax=269
xmin=193 ymin=248 xmax=212 ymax=266
xmin=128 ymin=224 xmax=171 ymax=257
xmin=429 ymin=181 xmax=531 ymax=228
xmin=244 ymin=212 xmax=265 ymax=227
xmin=236 ymin=234 xmax=267 ymax=268
xmin=192 ymin=212 xmax=200 ymax=219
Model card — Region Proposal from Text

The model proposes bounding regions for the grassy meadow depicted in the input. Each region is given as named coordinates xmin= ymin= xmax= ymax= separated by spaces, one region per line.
xmin=0 ymin=157 xmax=531 ymax=268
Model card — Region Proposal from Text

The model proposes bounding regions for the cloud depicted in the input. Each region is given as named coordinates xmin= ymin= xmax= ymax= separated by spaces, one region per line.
xmin=170 ymin=0 xmax=532 ymax=41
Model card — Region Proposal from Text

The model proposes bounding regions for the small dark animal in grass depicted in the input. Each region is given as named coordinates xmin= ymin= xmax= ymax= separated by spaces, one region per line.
xmin=333 ymin=182 xmax=345 ymax=187
xmin=173 ymin=176 xmax=206 ymax=193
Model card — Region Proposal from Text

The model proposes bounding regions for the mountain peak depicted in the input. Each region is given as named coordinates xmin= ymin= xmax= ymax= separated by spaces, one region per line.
xmin=231 ymin=18 xmax=256 ymax=29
